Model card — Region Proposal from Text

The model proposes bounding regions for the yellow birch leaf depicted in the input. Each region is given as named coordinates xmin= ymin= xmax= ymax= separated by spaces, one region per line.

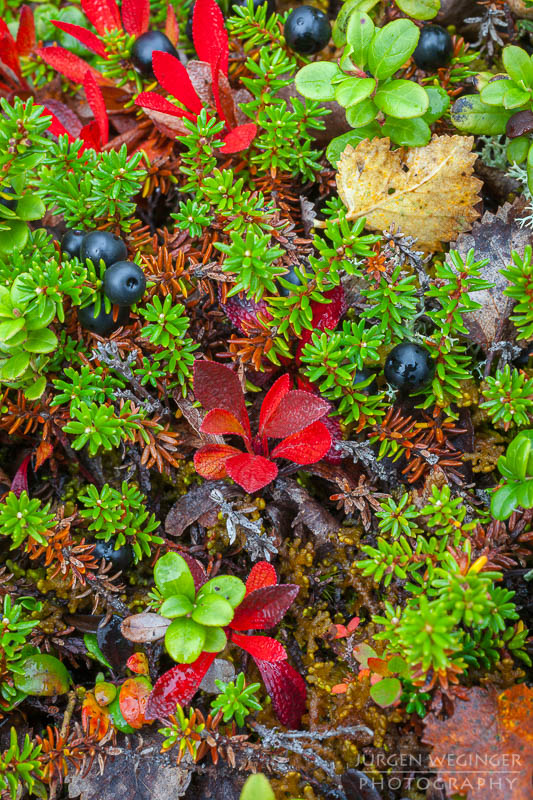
xmin=336 ymin=134 xmax=482 ymax=252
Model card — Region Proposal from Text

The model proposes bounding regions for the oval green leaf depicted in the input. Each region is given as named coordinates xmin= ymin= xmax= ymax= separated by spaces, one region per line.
xmin=346 ymin=12 xmax=375 ymax=69
xmin=374 ymin=79 xmax=429 ymax=119
xmin=203 ymin=625 xmax=227 ymax=653
xmin=165 ymin=617 xmax=206 ymax=663
xmin=14 ymin=654 xmax=70 ymax=696
xmin=160 ymin=594 xmax=194 ymax=619
xmin=502 ymin=45 xmax=533 ymax=89
xmin=367 ymin=19 xmax=420 ymax=80
xmin=294 ymin=61 xmax=341 ymax=101
xmin=196 ymin=575 xmax=246 ymax=608
xmin=370 ymin=676 xmax=402 ymax=708
xmin=395 ymin=0 xmax=439 ymax=20
xmin=335 ymin=76 xmax=376 ymax=108
xmin=381 ymin=116 xmax=431 ymax=146
xmin=422 ymin=85 xmax=450 ymax=124
xmin=192 ymin=594 xmax=234 ymax=626
xmin=154 ymin=552 xmax=195 ymax=601
xmin=451 ymin=95 xmax=514 ymax=135
xmin=346 ymin=97 xmax=378 ymax=127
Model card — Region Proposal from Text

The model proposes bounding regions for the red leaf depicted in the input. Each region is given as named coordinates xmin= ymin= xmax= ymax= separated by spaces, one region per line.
xmin=165 ymin=4 xmax=179 ymax=46
xmin=121 ymin=0 xmax=150 ymax=36
xmin=296 ymin=286 xmax=345 ymax=363
xmin=231 ymin=632 xmax=287 ymax=662
xmin=119 ymin=677 xmax=151 ymax=729
xmin=271 ymin=420 xmax=331 ymax=465
xmin=43 ymin=107 xmax=73 ymax=140
xmin=81 ymin=0 xmax=121 ymax=35
xmin=254 ymin=659 xmax=306 ymax=728
xmin=51 ymin=21 xmax=107 ymax=57
xmin=260 ymin=390 xmax=329 ymax=439
xmin=79 ymin=120 xmax=102 ymax=151
xmin=194 ymin=444 xmax=242 ymax=480
xmin=0 ymin=31 xmax=23 ymax=83
xmin=259 ymin=375 xmax=291 ymax=436
xmin=220 ymin=123 xmax=257 ymax=154
xmin=192 ymin=0 xmax=228 ymax=76
xmin=225 ymin=453 xmax=278 ymax=494
xmin=16 ymin=6 xmax=35 ymax=57
xmin=152 ymin=52 xmax=203 ymax=114
xmin=179 ymin=553 xmax=207 ymax=591
xmin=11 ymin=455 xmax=31 ymax=497
xmin=36 ymin=46 xmax=103 ymax=84
xmin=201 ymin=409 xmax=248 ymax=439
xmin=246 ymin=562 xmax=277 ymax=595
xmin=84 ymin=71 xmax=108 ymax=146
xmin=144 ymin=653 xmax=216 ymax=720
xmin=193 ymin=361 xmax=251 ymax=441
xmin=135 ymin=91 xmax=196 ymax=120
xmin=41 ymin=99 xmax=83 ymax=136
xmin=230 ymin=584 xmax=299 ymax=631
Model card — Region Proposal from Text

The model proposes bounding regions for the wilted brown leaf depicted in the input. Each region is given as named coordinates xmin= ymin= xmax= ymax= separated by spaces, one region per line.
xmin=120 ymin=613 xmax=170 ymax=643
xmin=336 ymin=135 xmax=482 ymax=252
xmin=422 ymin=684 xmax=533 ymax=799
xmin=165 ymin=480 xmax=241 ymax=537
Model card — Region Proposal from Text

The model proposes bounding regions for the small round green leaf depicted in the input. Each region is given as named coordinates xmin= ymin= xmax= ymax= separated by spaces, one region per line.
xmin=422 ymin=86 xmax=450 ymax=124
xmin=490 ymin=484 xmax=519 ymax=521
xmin=160 ymin=594 xmax=194 ymax=619
xmin=395 ymin=0 xmax=439 ymax=20
xmin=240 ymin=774 xmax=275 ymax=800
xmin=165 ymin=617 xmax=206 ymax=663
xmin=203 ymin=626 xmax=227 ymax=653
xmin=346 ymin=98 xmax=378 ymax=127
xmin=367 ymin=19 xmax=419 ymax=80
xmin=507 ymin=135 xmax=530 ymax=163
xmin=370 ymin=677 xmax=402 ymax=708
xmin=381 ymin=116 xmax=431 ymax=146
xmin=0 ymin=220 xmax=28 ymax=253
xmin=451 ymin=95 xmax=514 ymax=135
xmin=294 ymin=61 xmax=341 ymax=101
xmin=192 ymin=594 xmax=234 ymax=627
xmin=502 ymin=45 xmax=533 ymax=89
xmin=1 ymin=351 xmax=30 ymax=380
xmin=154 ymin=552 xmax=195 ymax=601
xmin=16 ymin=194 xmax=46 ymax=222
xmin=374 ymin=79 xmax=429 ymax=119
xmin=196 ymin=575 xmax=246 ymax=608
xmin=24 ymin=328 xmax=58 ymax=354
xmin=335 ymin=76 xmax=376 ymax=108
xmin=14 ymin=654 xmax=70 ymax=696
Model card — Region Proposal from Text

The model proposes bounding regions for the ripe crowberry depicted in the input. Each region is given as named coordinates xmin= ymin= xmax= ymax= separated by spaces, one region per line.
xmin=78 ymin=302 xmax=129 ymax=336
xmin=61 ymin=229 xmax=86 ymax=260
xmin=384 ymin=342 xmax=434 ymax=392
xmin=80 ymin=231 xmax=127 ymax=269
xmin=284 ymin=6 xmax=331 ymax=55
xmin=103 ymin=261 xmax=146 ymax=306
xmin=413 ymin=25 xmax=453 ymax=72
xmin=131 ymin=31 xmax=179 ymax=77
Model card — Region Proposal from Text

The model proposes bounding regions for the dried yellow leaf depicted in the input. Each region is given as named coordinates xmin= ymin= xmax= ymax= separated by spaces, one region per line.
xmin=336 ymin=135 xmax=482 ymax=252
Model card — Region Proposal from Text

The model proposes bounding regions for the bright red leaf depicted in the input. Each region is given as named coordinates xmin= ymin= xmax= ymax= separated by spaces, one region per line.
xmin=121 ymin=0 xmax=150 ymax=37
xmin=134 ymin=91 xmax=196 ymax=120
xmin=260 ymin=391 xmax=330 ymax=438
xmin=192 ymin=0 xmax=228 ymax=77
xmin=152 ymin=51 xmax=203 ymax=115
xmin=44 ymin=109 xmax=72 ymax=140
xmin=193 ymin=444 xmax=242 ymax=480
xmin=11 ymin=454 xmax=31 ymax=498
xmin=230 ymin=584 xmax=300 ymax=631
xmin=225 ymin=453 xmax=279 ymax=494
xmin=36 ymin=46 xmax=103 ymax=85
xmin=270 ymin=420 xmax=331 ymax=465
xmin=51 ymin=20 xmax=107 ymax=57
xmin=220 ymin=123 xmax=258 ymax=154
xmin=81 ymin=0 xmax=120 ymax=35
xmin=194 ymin=361 xmax=251 ymax=441
xmin=296 ymin=285 xmax=346 ymax=363
xmin=145 ymin=652 xmax=216 ymax=720
xmin=231 ymin=632 xmax=287 ymax=662
xmin=16 ymin=6 xmax=35 ymax=57
xmin=254 ymin=659 xmax=306 ymax=729
xmin=201 ymin=408 xmax=249 ymax=439
xmin=259 ymin=375 xmax=291 ymax=435
xmin=246 ymin=562 xmax=277 ymax=594
xmin=83 ymin=71 xmax=108 ymax=146
xmin=0 ymin=31 xmax=24 ymax=84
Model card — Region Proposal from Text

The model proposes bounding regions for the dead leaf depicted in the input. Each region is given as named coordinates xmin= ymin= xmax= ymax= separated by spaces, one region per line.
xmin=336 ymin=135 xmax=482 ymax=252
xmin=422 ymin=684 xmax=533 ymax=799
xmin=272 ymin=477 xmax=339 ymax=543
xmin=120 ymin=613 xmax=170 ymax=643
xmin=165 ymin=480 xmax=241 ymax=537
xmin=450 ymin=202 xmax=533 ymax=351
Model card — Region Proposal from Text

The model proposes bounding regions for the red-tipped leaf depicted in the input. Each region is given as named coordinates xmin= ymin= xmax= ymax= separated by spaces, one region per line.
xmin=165 ymin=4 xmax=179 ymax=45
xmin=271 ymin=420 xmax=331 ymax=465
xmin=36 ymin=46 xmax=103 ymax=84
xmin=16 ymin=6 xmax=35 ymax=57
xmin=193 ymin=361 xmax=251 ymax=441
xmin=231 ymin=632 xmax=287 ymax=662
xmin=230 ymin=584 xmax=299 ymax=631
xmin=145 ymin=653 xmax=216 ymax=720
xmin=254 ymin=659 xmax=306 ymax=728
xmin=225 ymin=453 xmax=278 ymax=494
xmin=81 ymin=0 xmax=121 ymax=35
xmin=84 ymin=71 xmax=108 ymax=146
xmin=192 ymin=0 xmax=228 ymax=76
xmin=246 ymin=562 xmax=277 ymax=595
xmin=194 ymin=444 xmax=242 ymax=480
xmin=135 ymin=91 xmax=196 ymax=120
xmin=11 ymin=455 xmax=31 ymax=498
xmin=261 ymin=390 xmax=329 ymax=439
xmin=259 ymin=374 xmax=291 ymax=436
xmin=121 ymin=0 xmax=150 ymax=36
xmin=220 ymin=124 xmax=257 ymax=154
xmin=152 ymin=51 xmax=203 ymax=114
xmin=51 ymin=21 xmax=107 ymax=57
xmin=201 ymin=409 xmax=249 ymax=439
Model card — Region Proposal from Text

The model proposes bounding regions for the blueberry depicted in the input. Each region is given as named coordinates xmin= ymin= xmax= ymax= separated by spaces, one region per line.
xmin=278 ymin=265 xmax=302 ymax=297
xmin=103 ymin=261 xmax=146 ymax=306
xmin=284 ymin=6 xmax=331 ymax=56
xmin=232 ymin=0 xmax=275 ymax=16
xmin=80 ymin=230 xmax=128 ymax=269
xmin=413 ymin=25 xmax=453 ymax=72
xmin=61 ymin=229 xmax=86 ymax=260
xmin=78 ymin=301 xmax=130 ymax=336
xmin=353 ymin=368 xmax=378 ymax=395
xmin=92 ymin=539 xmax=134 ymax=573
xmin=384 ymin=342 xmax=435 ymax=392
xmin=131 ymin=30 xmax=179 ymax=77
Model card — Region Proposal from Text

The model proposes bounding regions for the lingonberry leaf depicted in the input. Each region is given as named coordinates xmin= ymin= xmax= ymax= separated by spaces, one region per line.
xmin=270 ymin=420 xmax=331 ymax=465
xmin=194 ymin=443 xmax=242 ymax=480
xmin=200 ymin=408 xmax=248 ymax=439
xmin=231 ymin=632 xmax=287 ymax=662
xmin=246 ymin=562 xmax=277 ymax=595
xmin=193 ymin=361 xmax=251 ymax=440
xmin=81 ymin=0 xmax=121 ymax=35
xmin=225 ymin=453 xmax=279 ymax=494
xmin=36 ymin=46 xmax=103 ymax=85
xmin=165 ymin=4 xmax=179 ymax=45
xmin=16 ymin=6 xmax=35 ymax=57
xmin=152 ymin=52 xmax=203 ymax=114
xmin=254 ymin=658 xmax=306 ymax=728
xmin=296 ymin=285 xmax=346 ymax=362
xmin=230 ymin=584 xmax=299 ymax=631
xmin=259 ymin=375 xmax=291 ymax=436
xmin=84 ymin=71 xmax=108 ymax=146
xmin=11 ymin=454 xmax=31 ymax=497
xmin=121 ymin=0 xmax=150 ymax=37
xmin=260 ymin=390 xmax=330 ymax=438
xmin=135 ymin=91 xmax=196 ymax=120
xmin=119 ymin=676 xmax=152 ymax=729
xmin=192 ymin=0 xmax=228 ymax=77
xmin=51 ymin=21 xmax=108 ymax=58
xmin=220 ymin=124 xmax=258 ymax=154
xmin=144 ymin=652 xmax=217 ymax=720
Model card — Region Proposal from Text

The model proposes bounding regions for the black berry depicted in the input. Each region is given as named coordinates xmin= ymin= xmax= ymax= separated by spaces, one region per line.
xmin=80 ymin=231 xmax=128 ymax=269
xmin=131 ymin=30 xmax=179 ymax=77
xmin=78 ymin=301 xmax=130 ymax=336
xmin=413 ymin=25 xmax=453 ymax=72
xmin=103 ymin=261 xmax=146 ymax=306
xmin=93 ymin=539 xmax=134 ymax=573
xmin=61 ymin=229 xmax=86 ymax=260
xmin=232 ymin=0 xmax=275 ymax=17
xmin=353 ymin=368 xmax=378 ymax=395
xmin=278 ymin=265 xmax=302 ymax=297
xmin=384 ymin=342 xmax=434 ymax=392
xmin=284 ymin=6 xmax=331 ymax=55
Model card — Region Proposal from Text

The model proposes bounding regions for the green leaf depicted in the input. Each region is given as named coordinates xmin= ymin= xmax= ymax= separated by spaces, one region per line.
xmin=24 ymin=328 xmax=58 ymax=353
xmin=451 ymin=95 xmax=514 ymax=134
xmin=367 ymin=19 xmax=420 ymax=80
xmin=526 ymin=141 xmax=533 ymax=195
xmin=203 ymin=625 xmax=227 ymax=653
xmin=491 ymin=484 xmax=519 ymax=521
xmin=240 ymin=775 xmax=276 ymax=800
xmin=13 ymin=654 xmax=70 ymax=696
xmin=503 ymin=87 xmax=531 ymax=109
xmin=25 ymin=298 xmax=56 ymax=330
xmin=0 ymin=220 xmax=28 ymax=253
xmin=0 ymin=317 xmax=25 ymax=341
xmin=334 ymin=76 xmax=376 ymax=108
xmin=154 ymin=552 xmax=196 ymax=601
xmin=107 ymin=695 xmax=135 ymax=733
xmin=480 ymin=78 xmax=519 ymax=106
xmin=84 ymin=632 xmax=112 ymax=669
xmin=294 ymin=61 xmax=342 ymax=101
xmin=196 ymin=575 xmax=246 ymax=608
xmin=374 ymin=79 xmax=429 ymax=118
xmin=352 ymin=642 xmax=378 ymax=668
xmin=165 ymin=617 xmax=206 ymax=663
xmin=160 ymin=594 xmax=194 ymax=619
xmin=507 ymin=135 xmax=530 ymax=163
xmin=16 ymin=194 xmax=46 ymax=222
xmin=381 ymin=116 xmax=431 ymax=146
xmin=332 ymin=0 xmax=380 ymax=47
xmin=346 ymin=11 xmax=374 ymax=68
xmin=387 ymin=655 xmax=409 ymax=677
xmin=370 ymin=676 xmax=402 ymax=708
xmin=1 ymin=350 xmax=30 ymax=380
xmin=326 ymin=125 xmax=381 ymax=166
xmin=192 ymin=594 xmax=234 ymax=627
xmin=502 ymin=46 xmax=533 ymax=89
xmin=346 ymin=97 xmax=378 ymax=127
xmin=422 ymin=85 xmax=450 ymax=124
xmin=395 ymin=0 xmax=439 ymax=20
xmin=24 ymin=376 xmax=47 ymax=401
